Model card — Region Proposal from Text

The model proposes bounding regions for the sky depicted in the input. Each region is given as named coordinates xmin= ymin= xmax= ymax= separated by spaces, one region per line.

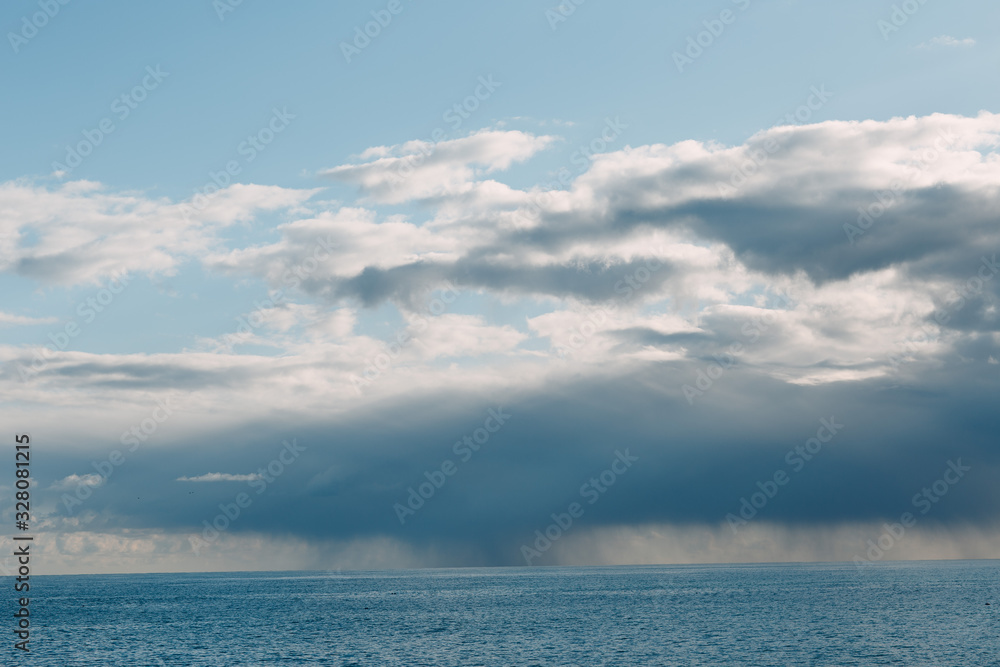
xmin=1 ymin=0 xmax=999 ymax=574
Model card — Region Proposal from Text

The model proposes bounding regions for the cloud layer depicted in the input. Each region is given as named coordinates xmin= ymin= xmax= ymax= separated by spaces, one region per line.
xmin=2 ymin=112 xmax=999 ymax=573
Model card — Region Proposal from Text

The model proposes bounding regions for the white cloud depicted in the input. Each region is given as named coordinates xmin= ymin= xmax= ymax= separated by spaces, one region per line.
xmin=50 ymin=473 xmax=104 ymax=491
xmin=4 ymin=113 xmax=1000 ymax=430
xmin=919 ymin=35 xmax=976 ymax=48
xmin=320 ymin=129 xmax=556 ymax=204
xmin=176 ymin=472 xmax=264 ymax=482
xmin=0 ymin=180 xmax=319 ymax=286
xmin=407 ymin=313 xmax=528 ymax=359
xmin=203 ymin=206 xmax=465 ymax=291
xmin=0 ymin=312 xmax=58 ymax=327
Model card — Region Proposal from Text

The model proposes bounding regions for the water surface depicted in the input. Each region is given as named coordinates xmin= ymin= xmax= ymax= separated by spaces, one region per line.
xmin=20 ymin=560 xmax=1000 ymax=665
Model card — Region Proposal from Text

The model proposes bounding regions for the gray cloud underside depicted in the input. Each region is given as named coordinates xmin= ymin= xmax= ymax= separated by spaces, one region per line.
xmin=40 ymin=354 xmax=999 ymax=566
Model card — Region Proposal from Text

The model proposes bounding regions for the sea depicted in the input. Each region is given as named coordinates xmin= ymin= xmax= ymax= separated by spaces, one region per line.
xmin=14 ymin=560 xmax=999 ymax=666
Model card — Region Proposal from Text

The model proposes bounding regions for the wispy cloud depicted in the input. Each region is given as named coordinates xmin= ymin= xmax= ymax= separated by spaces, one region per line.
xmin=919 ymin=35 xmax=976 ymax=48
xmin=50 ymin=473 xmax=104 ymax=491
xmin=176 ymin=473 xmax=264 ymax=483
xmin=0 ymin=180 xmax=318 ymax=286
xmin=0 ymin=311 xmax=58 ymax=327
xmin=319 ymin=129 xmax=556 ymax=204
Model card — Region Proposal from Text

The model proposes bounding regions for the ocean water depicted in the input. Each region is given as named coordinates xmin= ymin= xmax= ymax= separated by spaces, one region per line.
xmin=16 ymin=560 xmax=999 ymax=666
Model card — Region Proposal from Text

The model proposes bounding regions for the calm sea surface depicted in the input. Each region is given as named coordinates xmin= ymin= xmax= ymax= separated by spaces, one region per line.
xmin=16 ymin=560 xmax=1000 ymax=666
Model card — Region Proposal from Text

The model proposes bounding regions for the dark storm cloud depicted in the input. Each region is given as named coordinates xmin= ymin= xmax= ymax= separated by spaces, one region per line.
xmin=41 ymin=355 xmax=1000 ymax=566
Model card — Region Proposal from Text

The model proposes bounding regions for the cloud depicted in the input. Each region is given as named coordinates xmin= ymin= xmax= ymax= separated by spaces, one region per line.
xmin=919 ymin=35 xmax=976 ymax=48
xmin=6 ymin=114 xmax=1000 ymax=412
xmin=7 ymin=115 xmax=1000 ymax=393
xmin=407 ymin=313 xmax=528 ymax=359
xmin=21 ymin=355 xmax=999 ymax=571
xmin=50 ymin=473 xmax=104 ymax=491
xmin=0 ymin=311 xmax=58 ymax=327
xmin=563 ymin=113 xmax=1000 ymax=285
xmin=0 ymin=180 xmax=319 ymax=286
xmin=7 ymin=112 xmax=1000 ymax=573
xmin=176 ymin=473 xmax=264 ymax=483
xmin=205 ymin=114 xmax=1000 ymax=322
xmin=319 ymin=129 xmax=556 ymax=204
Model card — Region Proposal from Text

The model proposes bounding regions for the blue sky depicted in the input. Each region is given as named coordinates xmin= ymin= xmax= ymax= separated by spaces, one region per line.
xmin=3 ymin=0 xmax=997 ymax=353
xmin=4 ymin=0 xmax=998 ymax=192
xmin=1 ymin=0 xmax=999 ymax=573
